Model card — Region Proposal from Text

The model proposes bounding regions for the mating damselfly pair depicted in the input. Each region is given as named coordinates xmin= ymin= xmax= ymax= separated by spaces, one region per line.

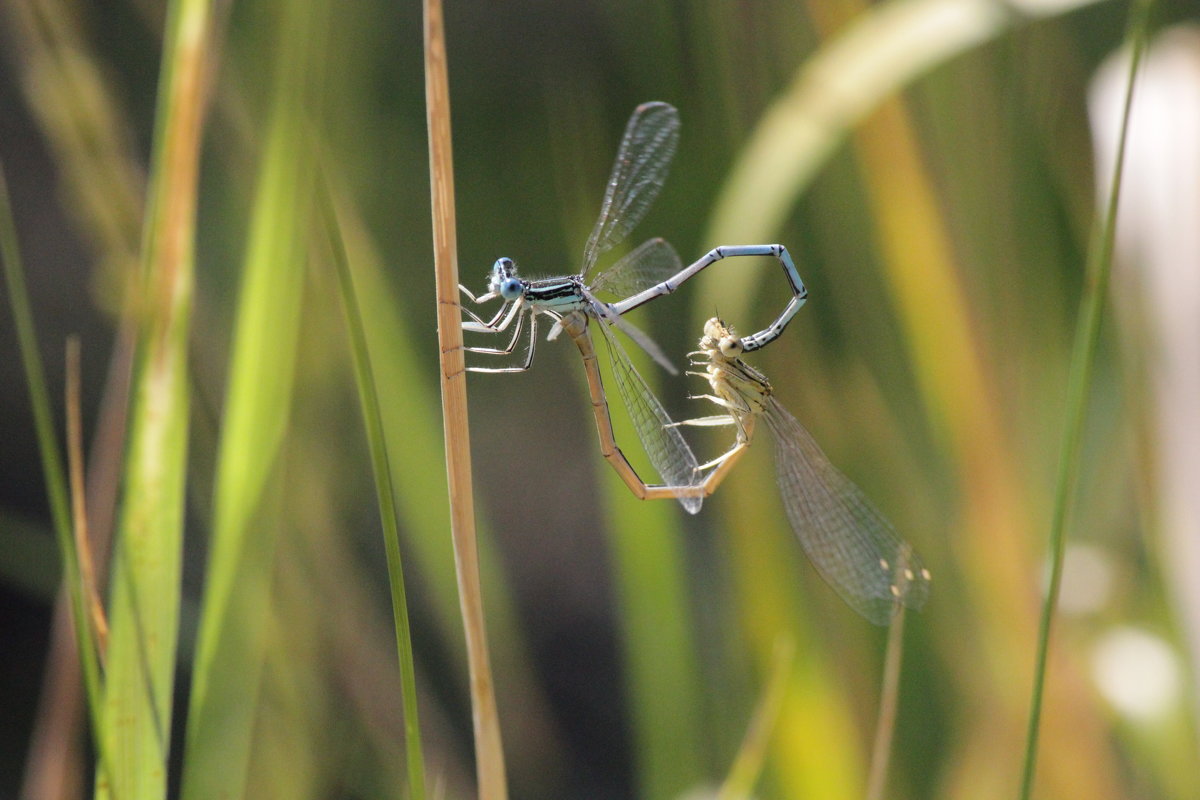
xmin=460 ymin=102 xmax=929 ymax=625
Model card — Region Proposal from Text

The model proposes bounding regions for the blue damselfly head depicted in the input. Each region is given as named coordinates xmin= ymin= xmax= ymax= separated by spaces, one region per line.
xmin=488 ymin=257 xmax=523 ymax=299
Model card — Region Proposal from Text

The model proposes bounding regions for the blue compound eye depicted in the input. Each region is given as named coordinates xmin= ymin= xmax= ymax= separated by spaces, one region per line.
xmin=489 ymin=257 xmax=518 ymax=293
xmin=499 ymin=278 xmax=523 ymax=300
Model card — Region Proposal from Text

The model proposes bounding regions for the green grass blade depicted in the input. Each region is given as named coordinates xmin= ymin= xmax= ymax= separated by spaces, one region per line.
xmin=713 ymin=457 xmax=864 ymax=799
xmin=717 ymin=637 xmax=795 ymax=800
xmin=0 ymin=162 xmax=108 ymax=770
xmin=699 ymin=0 xmax=1114 ymax=326
xmin=607 ymin=491 xmax=705 ymax=799
xmin=179 ymin=0 xmax=322 ymax=795
xmin=594 ymin=350 xmax=705 ymax=799
xmin=317 ymin=171 xmax=427 ymax=799
xmin=866 ymin=607 xmax=906 ymax=800
xmin=97 ymin=0 xmax=214 ymax=795
xmin=1018 ymin=0 xmax=1155 ymax=795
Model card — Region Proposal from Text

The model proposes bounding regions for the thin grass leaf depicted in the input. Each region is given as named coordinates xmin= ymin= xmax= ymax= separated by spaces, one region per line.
xmin=247 ymin=542 xmax=336 ymax=800
xmin=318 ymin=171 xmax=427 ymax=799
xmin=179 ymin=0 xmax=322 ymax=794
xmin=97 ymin=0 xmax=214 ymax=794
xmin=865 ymin=607 xmax=906 ymax=800
xmin=4 ymin=7 xmax=145 ymax=790
xmin=0 ymin=162 xmax=109 ymax=773
xmin=608 ymin=497 xmax=706 ymax=797
xmin=717 ymin=636 xmax=795 ymax=800
xmin=65 ymin=337 xmax=109 ymax=658
xmin=1019 ymin=0 xmax=1156 ymax=796
xmin=594 ymin=350 xmax=706 ymax=799
xmin=698 ymin=0 xmax=1115 ymax=327
xmin=712 ymin=454 xmax=865 ymax=799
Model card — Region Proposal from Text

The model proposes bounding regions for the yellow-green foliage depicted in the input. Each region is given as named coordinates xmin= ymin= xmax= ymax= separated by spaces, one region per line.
xmin=3 ymin=0 xmax=1196 ymax=798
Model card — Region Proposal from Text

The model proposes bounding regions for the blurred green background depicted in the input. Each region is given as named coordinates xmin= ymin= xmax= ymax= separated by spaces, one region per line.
xmin=2 ymin=0 xmax=1199 ymax=798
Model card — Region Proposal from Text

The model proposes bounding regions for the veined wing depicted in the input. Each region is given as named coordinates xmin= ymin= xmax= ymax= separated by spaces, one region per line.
xmin=600 ymin=306 xmax=677 ymax=375
xmin=590 ymin=237 xmax=683 ymax=301
xmin=582 ymin=102 xmax=680 ymax=276
xmin=762 ymin=397 xmax=930 ymax=625
xmin=597 ymin=320 xmax=702 ymax=514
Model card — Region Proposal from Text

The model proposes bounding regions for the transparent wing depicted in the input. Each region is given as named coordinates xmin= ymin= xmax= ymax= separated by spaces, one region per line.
xmin=582 ymin=102 xmax=680 ymax=275
xmin=763 ymin=397 xmax=930 ymax=625
xmin=597 ymin=320 xmax=702 ymax=514
xmin=590 ymin=237 xmax=683 ymax=300
xmin=602 ymin=309 xmax=677 ymax=375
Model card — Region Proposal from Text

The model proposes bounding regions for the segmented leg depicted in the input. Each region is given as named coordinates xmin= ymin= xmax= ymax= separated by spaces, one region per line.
xmin=464 ymin=308 xmax=526 ymax=356
xmin=466 ymin=310 xmax=540 ymax=373
xmin=462 ymin=294 xmax=523 ymax=334
xmin=458 ymin=283 xmax=512 ymax=329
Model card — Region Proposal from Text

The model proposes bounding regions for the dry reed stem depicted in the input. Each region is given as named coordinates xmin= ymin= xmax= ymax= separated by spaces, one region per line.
xmin=66 ymin=338 xmax=109 ymax=656
xmin=422 ymin=0 xmax=508 ymax=797
xmin=23 ymin=321 xmax=134 ymax=800
xmin=865 ymin=605 xmax=905 ymax=800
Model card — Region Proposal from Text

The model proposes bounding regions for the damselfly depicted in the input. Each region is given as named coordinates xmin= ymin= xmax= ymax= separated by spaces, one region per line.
xmin=462 ymin=102 xmax=804 ymax=511
xmin=460 ymin=102 xmax=807 ymax=373
xmin=678 ymin=318 xmax=932 ymax=625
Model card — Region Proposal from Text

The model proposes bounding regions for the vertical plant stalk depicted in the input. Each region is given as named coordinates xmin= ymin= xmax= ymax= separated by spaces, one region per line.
xmin=319 ymin=174 xmax=427 ymax=799
xmin=865 ymin=607 xmax=905 ymax=800
xmin=716 ymin=636 xmax=795 ymax=800
xmin=180 ymin=0 xmax=323 ymax=794
xmin=99 ymin=0 xmax=214 ymax=794
xmin=1018 ymin=1 xmax=1154 ymax=796
xmin=66 ymin=337 xmax=109 ymax=657
xmin=0 ymin=162 xmax=108 ymax=773
xmin=5 ymin=5 xmax=145 ymax=793
xmin=422 ymin=0 xmax=508 ymax=797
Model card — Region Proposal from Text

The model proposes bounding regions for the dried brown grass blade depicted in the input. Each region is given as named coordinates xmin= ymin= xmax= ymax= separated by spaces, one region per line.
xmin=66 ymin=337 xmax=109 ymax=656
xmin=422 ymin=0 xmax=508 ymax=797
